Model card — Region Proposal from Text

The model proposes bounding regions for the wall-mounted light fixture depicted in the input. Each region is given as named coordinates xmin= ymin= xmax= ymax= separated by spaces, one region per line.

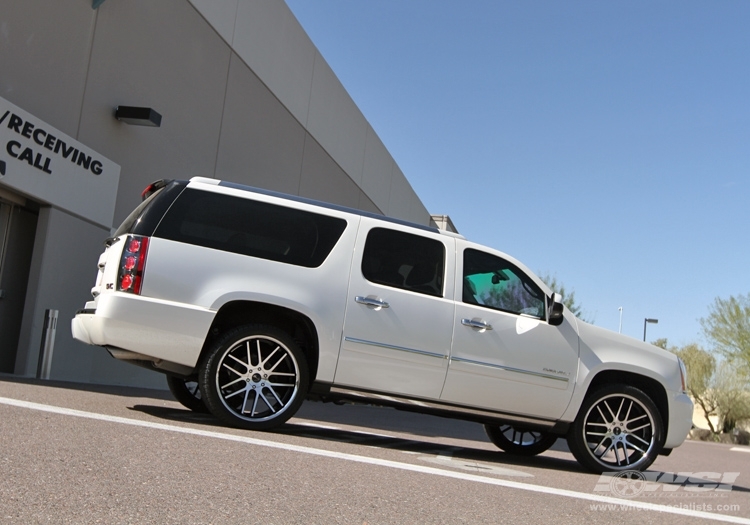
xmin=115 ymin=106 xmax=162 ymax=127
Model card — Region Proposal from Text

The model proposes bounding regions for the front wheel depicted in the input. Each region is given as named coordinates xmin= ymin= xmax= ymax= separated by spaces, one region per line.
xmin=199 ymin=324 xmax=309 ymax=431
xmin=567 ymin=384 xmax=664 ymax=473
xmin=484 ymin=424 xmax=558 ymax=456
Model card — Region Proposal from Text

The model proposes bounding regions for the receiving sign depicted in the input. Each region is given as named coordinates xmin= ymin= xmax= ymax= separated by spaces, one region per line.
xmin=0 ymin=95 xmax=119 ymax=228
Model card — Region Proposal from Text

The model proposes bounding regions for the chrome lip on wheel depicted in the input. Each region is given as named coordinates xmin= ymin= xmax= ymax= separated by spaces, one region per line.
xmin=215 ymin=335 xmax=301 ymax=422
xmin=582 ymin=393 xmax=656 ymax=469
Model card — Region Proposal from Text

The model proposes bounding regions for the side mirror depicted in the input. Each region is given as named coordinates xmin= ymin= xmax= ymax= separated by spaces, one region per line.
xmin=549 ymin=292 xmax=564 ymax=326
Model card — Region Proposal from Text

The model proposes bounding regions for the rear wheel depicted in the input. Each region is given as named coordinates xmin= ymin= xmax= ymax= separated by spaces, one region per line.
xmin=166 ymin=375 xmax=207 ymax=413
xmin=199 ymin=324 xmax=309 ymax=431
xmin=484 ymin=424 xmax=558 ymax=456
xmin=567 ymin=384 xmax=663 ymax=473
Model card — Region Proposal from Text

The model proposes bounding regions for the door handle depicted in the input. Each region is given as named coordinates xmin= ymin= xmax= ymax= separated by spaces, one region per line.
xmin=461 ymin=318 xmax=492 ymax=331
xmin=355 ymin=296 xmax=390 ymax=310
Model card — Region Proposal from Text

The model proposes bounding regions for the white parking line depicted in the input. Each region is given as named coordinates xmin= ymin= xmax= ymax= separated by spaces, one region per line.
xmin=1 ymin=396 xmax=748 ymax=524
xmin=731 ymin=447 xmax=750 ymax=454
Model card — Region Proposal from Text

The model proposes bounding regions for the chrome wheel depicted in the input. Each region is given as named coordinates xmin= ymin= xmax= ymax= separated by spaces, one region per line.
xmin=166 ymin=375 xmax=207 ymax=413
xmin=567 ymin=385 xmax=663 ymax=473
xmin=484 ymin=423 xmax=558 ymax=456
xmin=201 ymin=325 xmax=308 ymax=430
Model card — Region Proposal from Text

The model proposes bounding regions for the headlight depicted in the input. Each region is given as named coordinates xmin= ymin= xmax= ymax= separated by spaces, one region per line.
xmin=677 ymin=357 xmax=688 ymax=393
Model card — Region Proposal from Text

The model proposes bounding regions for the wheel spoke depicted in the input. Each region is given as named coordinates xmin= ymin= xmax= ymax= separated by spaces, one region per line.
xmin=261 ymin=345 xmax=281 ymax=368
xmin=268 ymin=371 xmax=296 ymax=378
xmin=259 ymin=391 xmax=277 ymax=414
xmin=595 ymin=441 xmax=614 ymax=459
xmin=625 ymin=414 xmax=648 ymax=428
xmin=265 ymin=385 xmax=284 ymax=406
xmin=228 ymin=352 xmax=249 ymax=370
xmin=629 ymin=422 xmax=652 ymax=433
xmin=224 ymin=385 xmax=247 ymax=399
xmin=624 ymin=399 xmax=634 ymax=423
xmin=267 ymin=352 xmax=289 ymax=373
xmin=596 ymin=405 xmax=611 ymax=424
xmin=241 ymin=388 xmax=253 ymax=414
xmin=250 ymin=389 xmax=260 ymax=416
xmin=603 ymin=400 xmax=617 ymax=422
xmin=614 ymin=398 xmax=625 ymax=421
xmin=628 ymin=433 xmax=651 ymax=448
xmin=220 ymin=376 xmax=245 ymax=390
xmin=222 ymin=362 xmax=245 ymax=377
xmin=268 ymin=381 xmax=294 ymax=388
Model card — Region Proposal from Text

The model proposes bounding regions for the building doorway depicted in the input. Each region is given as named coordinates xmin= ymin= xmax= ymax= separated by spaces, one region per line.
xmin=0 ymin=193 xmax=38 ymax=373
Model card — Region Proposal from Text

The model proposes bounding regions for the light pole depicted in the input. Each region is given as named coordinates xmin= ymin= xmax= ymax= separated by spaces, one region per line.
xmin=643 ymin=318 xmax=658 ymax=342
xmin=618 ymin=307 xmax=623 ymax=333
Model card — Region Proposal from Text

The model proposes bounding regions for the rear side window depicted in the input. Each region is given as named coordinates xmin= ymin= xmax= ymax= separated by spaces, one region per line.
xmin=153 ymin=189 xmax=347 ymax=268
xmin=361 ymin=228 xmax=445 ymax=297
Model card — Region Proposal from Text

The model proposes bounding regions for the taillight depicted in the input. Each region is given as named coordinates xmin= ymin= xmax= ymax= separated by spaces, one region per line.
xmin=117 ymin=235 xmax=149 ymax=294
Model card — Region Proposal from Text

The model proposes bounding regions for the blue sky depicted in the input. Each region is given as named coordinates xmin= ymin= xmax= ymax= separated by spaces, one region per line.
xmin=285 ymin=0 xmax=750 ymax=347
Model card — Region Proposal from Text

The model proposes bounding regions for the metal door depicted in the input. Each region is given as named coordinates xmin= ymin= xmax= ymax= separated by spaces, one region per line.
xmin=0 ymin=199 xmax=38 ymax=372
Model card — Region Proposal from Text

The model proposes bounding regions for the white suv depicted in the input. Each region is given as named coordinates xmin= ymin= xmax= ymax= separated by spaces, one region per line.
xmin=72 ymin=177 xmax=693 ymax=473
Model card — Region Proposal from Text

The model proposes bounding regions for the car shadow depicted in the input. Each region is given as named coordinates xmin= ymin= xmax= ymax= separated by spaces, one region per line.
xmin=127 ymin=402 xmax=587 ymax=475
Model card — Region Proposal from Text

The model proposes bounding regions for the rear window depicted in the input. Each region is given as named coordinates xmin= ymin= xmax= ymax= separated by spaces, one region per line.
xmin=153 ymin=188 xmax=347 ymax=268
xmin=114 ymin=180 xmax=187 ymax=238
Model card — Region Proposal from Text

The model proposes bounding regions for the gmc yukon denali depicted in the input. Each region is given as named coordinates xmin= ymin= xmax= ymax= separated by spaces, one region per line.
xmin=72 ymin=177 xmax=693 ymax=473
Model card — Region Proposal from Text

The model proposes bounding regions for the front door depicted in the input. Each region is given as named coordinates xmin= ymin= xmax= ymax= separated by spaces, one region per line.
xmin=334 ymin=219 xmax=455 ymax=399
xmin=441 ymin=243 xmax=579 ymax=420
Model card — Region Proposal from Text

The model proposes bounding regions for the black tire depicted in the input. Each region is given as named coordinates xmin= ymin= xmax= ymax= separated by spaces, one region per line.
xmin=166 ymin=375 xmax=208 ymax=413
xmin=484 ymin=424 xmax=558 ymax=456
xmin=566 ymin=384 xmax=664 ymax=473
xmin=199 ymin=324 xmax=309 ymax=431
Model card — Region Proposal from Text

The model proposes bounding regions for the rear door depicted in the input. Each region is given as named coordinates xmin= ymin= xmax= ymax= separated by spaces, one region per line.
xmin=334 ymin=219 xmax=455 ymax=399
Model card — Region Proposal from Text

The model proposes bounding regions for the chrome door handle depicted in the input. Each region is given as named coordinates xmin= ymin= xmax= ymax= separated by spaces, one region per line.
xmin=461 ymin=318 xmax=493 ymax=331
xmin=355 ymin=296 xmax=390 ymax=309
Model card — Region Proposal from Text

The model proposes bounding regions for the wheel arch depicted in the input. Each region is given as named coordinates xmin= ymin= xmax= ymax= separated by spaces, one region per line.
xmin=200 ymin=300 xmax=320 ymax=384
xmin=583 ymin=369 xmax=669 ymax=437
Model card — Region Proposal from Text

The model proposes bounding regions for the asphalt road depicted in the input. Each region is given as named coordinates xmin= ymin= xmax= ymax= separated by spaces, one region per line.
xmin=1 ymin=376 xmax=748 ymax=525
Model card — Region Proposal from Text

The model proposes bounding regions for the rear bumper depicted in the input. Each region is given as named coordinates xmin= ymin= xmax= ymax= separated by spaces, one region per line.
xmin=71 ymin=293 xmax=214 ymax=368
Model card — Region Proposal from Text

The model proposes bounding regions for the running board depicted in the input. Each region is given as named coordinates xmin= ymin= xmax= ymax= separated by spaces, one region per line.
xmin=308 ymin=382 xmax=570 ymax=434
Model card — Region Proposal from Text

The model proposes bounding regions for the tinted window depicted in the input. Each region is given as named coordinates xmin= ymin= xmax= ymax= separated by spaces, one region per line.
xmin=463 ymin=249 xmax=545 ymax=318
xmin=362 ymin=228 xmax=445 ymax=297
xmin=153 ymin=189 xmax=347 ymax=268
xmin=114 ymin=181 xmax=188 ymax=238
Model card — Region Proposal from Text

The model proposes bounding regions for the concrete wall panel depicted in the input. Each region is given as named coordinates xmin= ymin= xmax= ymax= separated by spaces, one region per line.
xmin=77 ymin=0 xmax=232 ymax=227
xmin=231 ymin=0 xmax=316 ymax=126
xmin=188 ymin=0 xmax=239 ymax=44
xmin=361 ymin=128 xmax=395 ymax=212
xmin=306 ymin=56 xmax=368 ymax=187
xmin=299 ymin=135 xmax=360 ymax=207
xmin=0 ymin=0 xmax=95 ymax=136
xmin=388 ymin=165 xmax=431 ymax=226
xmin=215 ymin=53 xmax=305 ymax=194
xmin=358 ymin=191 xmax=382 ymax=215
